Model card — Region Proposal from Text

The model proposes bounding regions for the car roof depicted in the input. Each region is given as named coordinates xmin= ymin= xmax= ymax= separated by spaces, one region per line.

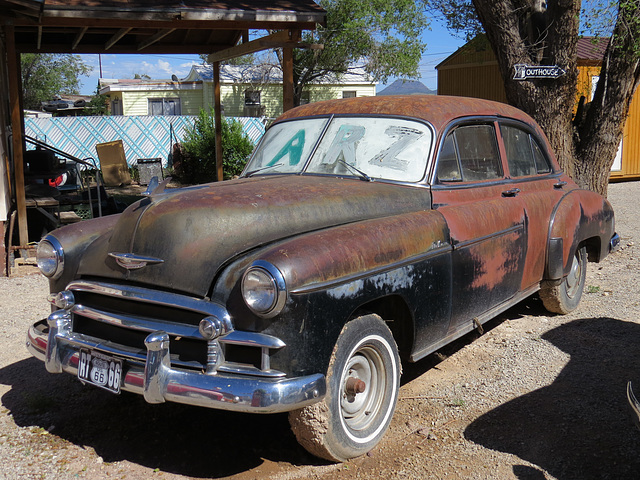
xmin=276 ymin=95 xmax=538 ymax=132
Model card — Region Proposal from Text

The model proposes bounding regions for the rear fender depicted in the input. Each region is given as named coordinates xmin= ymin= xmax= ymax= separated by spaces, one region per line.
xmin=546 ymin=190 xmax=615 ymax=280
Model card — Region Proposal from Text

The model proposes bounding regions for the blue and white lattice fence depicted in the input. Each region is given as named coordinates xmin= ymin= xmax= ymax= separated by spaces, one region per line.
xmin=25 ymin=116 xmax=266 ymax=167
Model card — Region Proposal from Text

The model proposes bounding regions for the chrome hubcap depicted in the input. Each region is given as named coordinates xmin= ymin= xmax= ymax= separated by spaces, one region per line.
xmin=565 ymin=251 xmax=582 ymax=298
xmin=340 ymin=347 xmax=385 ymax=431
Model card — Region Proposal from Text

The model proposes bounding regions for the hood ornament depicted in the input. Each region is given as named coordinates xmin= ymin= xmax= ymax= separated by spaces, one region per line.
xmin=108 ymin=252 xmax=164 ymax=270
xmin=143 ymin=176 xmax=171 ymax=197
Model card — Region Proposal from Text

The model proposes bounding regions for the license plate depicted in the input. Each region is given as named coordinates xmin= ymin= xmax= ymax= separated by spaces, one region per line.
xmin=78 ymin=349 xmax=122 ymax=394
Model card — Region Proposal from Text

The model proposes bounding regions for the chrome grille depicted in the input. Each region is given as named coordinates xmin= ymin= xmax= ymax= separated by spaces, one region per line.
xmin=65 ymin=280 xmax=286 ymax=377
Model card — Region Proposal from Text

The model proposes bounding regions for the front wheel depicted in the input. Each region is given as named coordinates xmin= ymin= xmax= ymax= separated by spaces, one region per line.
xmin=540 ymin=246 xmax=587 ymax=314
xmin=288 ymin=314 xmax=401 ymax=462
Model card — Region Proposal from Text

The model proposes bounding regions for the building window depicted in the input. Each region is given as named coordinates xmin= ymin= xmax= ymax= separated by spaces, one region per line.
xmin=342 ymin=91 xmax=357 ymax=99
xmin=245 ymin=90 xmax=261 ymax=106
xmin=148 ymin=98 xmax=181 ymax=115
xmin=111 ymin=98 xmax=122 ymax=115
xmin=244 ymin=90 xmax=264 ymax=117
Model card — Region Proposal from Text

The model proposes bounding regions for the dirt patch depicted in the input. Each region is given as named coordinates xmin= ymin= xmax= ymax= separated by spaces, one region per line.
xmin=1 ymin=181 xmax=638 ymax=479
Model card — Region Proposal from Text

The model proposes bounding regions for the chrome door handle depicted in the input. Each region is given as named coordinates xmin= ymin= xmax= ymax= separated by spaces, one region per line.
xmin=554 ymin=181 xmax=568 ymax=189
xmin=502 ymin=188 xmax=520 ymax=197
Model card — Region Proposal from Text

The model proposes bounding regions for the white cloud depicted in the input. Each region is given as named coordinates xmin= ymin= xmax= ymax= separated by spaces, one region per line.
xmin=78 ymin=54 xmax=206 ymax=93
xmin=157 ymin=59 xmax=172 ymax=75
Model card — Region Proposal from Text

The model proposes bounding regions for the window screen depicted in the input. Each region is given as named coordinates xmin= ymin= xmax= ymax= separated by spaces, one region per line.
xmin=148 ymin=98 xmax=180 ymax=116
xmin=245 ymin=90 xmax=261 ymax=106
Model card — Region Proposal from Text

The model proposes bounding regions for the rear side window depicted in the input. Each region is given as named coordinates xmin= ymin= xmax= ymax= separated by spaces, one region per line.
xmin=500 ymin=125 xmax=551 ymax=177
xmin=436 ymin=124 xmax=502 ymax=182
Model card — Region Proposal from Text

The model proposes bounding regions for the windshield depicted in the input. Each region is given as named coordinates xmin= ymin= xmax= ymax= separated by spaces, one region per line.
xmin=244 ymin=116 xmax=432 ymax=182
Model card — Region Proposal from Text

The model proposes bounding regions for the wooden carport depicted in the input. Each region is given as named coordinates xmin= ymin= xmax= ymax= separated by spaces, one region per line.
xmin=0 ymin=0 xmax=325 ymax=275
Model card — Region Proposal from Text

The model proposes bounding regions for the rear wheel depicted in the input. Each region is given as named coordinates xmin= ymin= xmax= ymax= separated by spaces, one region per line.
xmin=288 ymin=314 xmax=401 ymax=462
xmin=540 ymin=246 xmax=587 ymax=314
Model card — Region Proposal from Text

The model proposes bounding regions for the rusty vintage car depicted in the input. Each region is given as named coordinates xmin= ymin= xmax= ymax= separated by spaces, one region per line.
xmin=27 ymin=95 xmax=618 ymax=461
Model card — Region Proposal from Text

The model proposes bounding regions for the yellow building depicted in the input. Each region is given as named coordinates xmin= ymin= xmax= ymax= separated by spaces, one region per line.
xmin=100 ymin=64 xmax=377 ymax=120
xmin=436 ymin=36 xmax=640 ymax=181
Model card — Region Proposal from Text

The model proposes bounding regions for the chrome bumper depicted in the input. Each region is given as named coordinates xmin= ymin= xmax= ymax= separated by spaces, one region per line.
xmin=611 ymin=232 xmax=621 ymax=252
xmin=26 ymin=314 xmax=326 ymax=414
xmin=627 ymin=382 xmax=640 ymax=430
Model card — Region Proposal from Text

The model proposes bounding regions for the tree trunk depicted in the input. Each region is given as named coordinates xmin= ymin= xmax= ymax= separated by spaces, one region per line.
xmin=575 ymin=2 xmax=640 ymax=197
xmin=472 ymin=0 xmax=640 ymax=197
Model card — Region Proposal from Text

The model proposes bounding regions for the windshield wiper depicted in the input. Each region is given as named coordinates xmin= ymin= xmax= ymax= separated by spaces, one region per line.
xmin=337 ymin=160 xmax=373 ymax=182
xmin=243 ymin=163 xmax=284 ymax=178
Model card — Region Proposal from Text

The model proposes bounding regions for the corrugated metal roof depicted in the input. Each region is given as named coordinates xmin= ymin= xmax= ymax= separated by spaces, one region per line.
xmin=1 ymin=0 xmax=325 ymax=54
xmin=576 ymin=37 xmax=609 ymax=63
xmin=437 ymin=35 xmax=611 ymax=70
xmin=0 ymin=0 xmax=43 ymax=18
xmin=186 ymin=63 xmax=375 ymax=84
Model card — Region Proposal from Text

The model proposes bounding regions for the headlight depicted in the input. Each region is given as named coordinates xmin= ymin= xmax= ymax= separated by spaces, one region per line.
xmin=241 ymin=261 xmax=286 ymax=318
xmin=36 ymin=236 xmax=64 ymax=279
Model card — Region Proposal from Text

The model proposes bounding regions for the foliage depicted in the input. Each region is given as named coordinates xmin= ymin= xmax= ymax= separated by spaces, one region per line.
xmin=176 ymin=109 xmax=255 ymax=183
xmin=82 ymin=85 xmax=110 ymax=116
xmin=199 ymin=53 xmax=256 ymax=65
xmin=427 ymin=0 xmax=483 ymax=40
xmin=290 ymin=0 xmax=429 ymax=104
xmin=426 ymin=0 xmax=640 ymax=196
xmin=21 ymin=54 xmax=92 ymax=110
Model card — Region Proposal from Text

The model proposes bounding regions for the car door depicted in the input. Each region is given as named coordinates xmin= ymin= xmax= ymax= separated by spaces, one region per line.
xmin=431 ymin=120 xmax=528 ymax=335
xmin=497 ymin=121 xmax=568 ymax=289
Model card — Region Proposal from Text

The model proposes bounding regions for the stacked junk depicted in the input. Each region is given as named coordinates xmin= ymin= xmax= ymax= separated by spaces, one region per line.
xmin=6 ymin=137 xmax=127 ymax=273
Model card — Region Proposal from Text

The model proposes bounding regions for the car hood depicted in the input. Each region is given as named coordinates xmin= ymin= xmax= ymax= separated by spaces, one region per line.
xmin=77 ymin=175 xmax=431 ymax=296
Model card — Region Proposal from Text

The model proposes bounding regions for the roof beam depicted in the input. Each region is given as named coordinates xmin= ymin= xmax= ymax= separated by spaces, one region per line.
xmin=105 ymin=27 xmax=132 ymax=51
xmin=15 ymin=42 xmax=240 ymax=54
xmin=137 ymin=28 xmax=175 ymax=51
xmin=29 ymin=7 xmax=324 ymax=26
xmin=207 ymin=30 xmax=303 ymax=64
xmin=13 ymin=16 xmax=319 ymax=29
xmin=71 ymin=26 xmax=88 ymax=50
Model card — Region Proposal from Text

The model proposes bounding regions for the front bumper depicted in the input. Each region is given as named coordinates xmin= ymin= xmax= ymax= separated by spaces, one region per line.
xmin=27 ymin=314 xmax=326 ymax=414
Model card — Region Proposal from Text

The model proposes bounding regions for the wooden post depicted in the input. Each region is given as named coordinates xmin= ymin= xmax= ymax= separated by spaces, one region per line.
xmin=6 ymin=26 xmax=28 ymax=247
xmin=282 ymin=30 xmax=299 ymax=113
xmin=213 ymin=61 xmax=223 ymax=182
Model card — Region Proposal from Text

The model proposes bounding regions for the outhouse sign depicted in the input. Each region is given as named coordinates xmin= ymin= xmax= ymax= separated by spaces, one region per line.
xmin=513 ymin=64 xmax=566 ymax=80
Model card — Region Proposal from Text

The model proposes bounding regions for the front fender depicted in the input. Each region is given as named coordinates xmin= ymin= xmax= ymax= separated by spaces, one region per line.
xmin=212 ymin=210 xmax=451 ymax=376
xmin=259 ymin=210 xmax=450 ymax=294
xmin=547 ymin=189 xmax=615 ymax=280
xmin=45 ymin=214 xmax=121 ymax=293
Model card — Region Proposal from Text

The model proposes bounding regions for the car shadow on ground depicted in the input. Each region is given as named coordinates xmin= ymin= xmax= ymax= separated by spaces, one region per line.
xmin=0 ymin=358 xmax=324 ymax=478
xmin=464 ymin=315 xmax=640 ymax=479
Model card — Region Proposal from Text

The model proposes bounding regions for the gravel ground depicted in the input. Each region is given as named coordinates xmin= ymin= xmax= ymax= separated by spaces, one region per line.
xmin=0 ymin=181 xmax=638 ymax=480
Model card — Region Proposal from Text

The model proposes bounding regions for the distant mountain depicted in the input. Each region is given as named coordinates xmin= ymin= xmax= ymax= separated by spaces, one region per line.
xmin=377 ymin=79 xmax=436 ymax=96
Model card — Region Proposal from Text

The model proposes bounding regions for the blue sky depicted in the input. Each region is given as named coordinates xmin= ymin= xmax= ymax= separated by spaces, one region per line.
xmin=78 ymin=21 xmax=465 ymax=95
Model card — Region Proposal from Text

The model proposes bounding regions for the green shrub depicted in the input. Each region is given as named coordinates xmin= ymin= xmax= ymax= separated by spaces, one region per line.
xmin=176 ymin=109 xmax=255 ymax=184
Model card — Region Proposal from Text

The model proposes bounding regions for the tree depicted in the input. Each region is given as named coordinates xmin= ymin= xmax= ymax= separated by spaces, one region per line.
xmin=429 ymin=0 xmax=640 ymax=196
xmin=21 ymin=54 xmax=91 ymax=110
xmin=287 ymin=0 xmax=428 ymax=106
xmin=176 ymin=108 xmax=254 ymax=183
xmin=82 ymin=85 xmax=110 ymax=116
xmin=199 ymin=53 xmax=256 ymax=65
